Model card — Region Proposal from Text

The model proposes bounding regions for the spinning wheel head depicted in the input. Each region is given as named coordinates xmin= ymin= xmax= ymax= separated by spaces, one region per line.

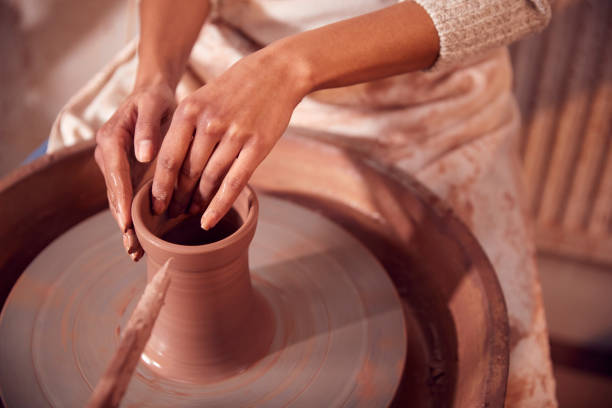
xmin=0 ymin=194 xmax=406 ymax=407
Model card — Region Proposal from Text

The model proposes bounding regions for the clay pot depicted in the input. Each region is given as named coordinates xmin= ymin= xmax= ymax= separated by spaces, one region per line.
xmin=131 ymin=180 xmax=275 ymax=383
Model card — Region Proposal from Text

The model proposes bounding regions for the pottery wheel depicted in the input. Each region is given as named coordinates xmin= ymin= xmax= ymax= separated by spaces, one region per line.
xmin=0 ymin=194 xmax=406 ymax=407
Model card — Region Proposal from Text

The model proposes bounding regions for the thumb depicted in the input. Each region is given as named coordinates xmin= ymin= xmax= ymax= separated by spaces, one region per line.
xmin=133 ymin=99 xmax=167 ymax=163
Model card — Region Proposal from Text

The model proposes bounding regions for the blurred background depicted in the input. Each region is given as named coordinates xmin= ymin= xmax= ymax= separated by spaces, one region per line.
xmin=0 ymin=0 xmax=610 ymax=406
xmin=510 ymin=1 xmax=612 ymax=406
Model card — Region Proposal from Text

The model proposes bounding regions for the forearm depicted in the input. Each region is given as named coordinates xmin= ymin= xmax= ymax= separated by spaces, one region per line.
xmin=260 ymin=1 xmax=439 ymax=95
xmin=136 ymin=0 xmax=210 ymax=89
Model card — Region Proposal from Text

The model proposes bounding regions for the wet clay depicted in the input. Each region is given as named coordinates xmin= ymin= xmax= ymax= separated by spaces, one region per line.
xmin=132 ymin=181 xmax=275 ymax=383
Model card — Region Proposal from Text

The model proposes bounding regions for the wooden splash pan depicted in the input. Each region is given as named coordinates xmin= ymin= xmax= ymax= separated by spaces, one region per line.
xmin=0 ymin=128 xmax=509 ymax=407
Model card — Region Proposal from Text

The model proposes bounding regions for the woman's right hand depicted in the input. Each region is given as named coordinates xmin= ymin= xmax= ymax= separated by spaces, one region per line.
xmin=94 ymin=80 xmax=176 ymax=261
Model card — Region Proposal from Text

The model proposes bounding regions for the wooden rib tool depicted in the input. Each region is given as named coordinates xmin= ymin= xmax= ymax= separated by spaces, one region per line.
xmin=86 ymin=258 xmax=172 ymax=408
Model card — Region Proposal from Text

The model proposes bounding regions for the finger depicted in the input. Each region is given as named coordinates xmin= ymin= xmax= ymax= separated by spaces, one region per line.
xmin=189 ymin=129 xmax=243 ymax=215
xmin=168 ymin=120 xmax=223 ymax=217
xmin=130 ymin=250 xmax=144 ymax=262
xmin=94 ymin=145 xmax=105 ymax=174
xmin=151 ymin=110 xmax=197 ymax=215
xmin=200 ymin=146 xmax=260 ymax=230
xmin=123 ymin=228 xmax=144 ymax=262
xmin=104 ymin=145 xmax=134 ymax=233
xmin=96 ymin=145 xmax=119 ymax=224
xmin=133 ymin=99 xmax=166 ymax=163
xmin=99 ymin=148 xmax=144 ymax=259
xmin=96 ymin=127 xmax=134 ymax=233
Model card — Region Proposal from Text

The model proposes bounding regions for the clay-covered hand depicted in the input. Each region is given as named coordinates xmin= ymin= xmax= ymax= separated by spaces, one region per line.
xmin=151 ymin=51 xmax=308 ymax=229
xmin=95 ymin=81 xmax=176 ymax=260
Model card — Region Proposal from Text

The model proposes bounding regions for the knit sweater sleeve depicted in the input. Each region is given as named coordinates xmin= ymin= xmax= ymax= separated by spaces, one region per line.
xmin=407 ymin=0 xmax=552 ymax=70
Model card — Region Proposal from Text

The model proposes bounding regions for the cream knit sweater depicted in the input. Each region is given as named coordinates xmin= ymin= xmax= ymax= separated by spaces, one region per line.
xmin=411 ymin=0 xmax=552 ymax=69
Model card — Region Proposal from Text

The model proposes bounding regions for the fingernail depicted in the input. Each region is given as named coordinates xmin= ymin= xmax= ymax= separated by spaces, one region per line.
xmin=201 ymin=210 xmax=216 ymax=230
xmin=136 ymin=140 xmax=153 ymax=162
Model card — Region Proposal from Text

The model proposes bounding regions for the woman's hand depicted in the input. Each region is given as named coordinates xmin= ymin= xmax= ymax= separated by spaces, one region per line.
xmin=95 ymin=81 xmax=176 ymax=260
xmin=150 ymin=1 xmax=439 ymax=231
xmin=151 ymin=50 xmax=309 ymax=229
xmin=97 ymin=0 xmax=437 ymax=254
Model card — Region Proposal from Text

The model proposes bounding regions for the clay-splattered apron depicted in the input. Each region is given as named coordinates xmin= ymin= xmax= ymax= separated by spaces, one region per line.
xmin=49 ymin=2 xmax=556 ymax=406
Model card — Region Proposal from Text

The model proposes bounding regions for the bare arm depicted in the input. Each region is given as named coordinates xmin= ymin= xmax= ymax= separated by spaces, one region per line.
xmin=95 ymin=0 xmax=210 ymax=259
xmin=136 ymin=0 xmax=210 ymax=91
xmin=151 ymin=1 xmax=439 ymax=229
xmin=272 ymin=1 xmax=439 ymax=92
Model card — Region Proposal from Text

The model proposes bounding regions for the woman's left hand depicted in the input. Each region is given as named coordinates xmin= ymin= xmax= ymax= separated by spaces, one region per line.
xmin=151 ymin=48 xmax=309 ymax=229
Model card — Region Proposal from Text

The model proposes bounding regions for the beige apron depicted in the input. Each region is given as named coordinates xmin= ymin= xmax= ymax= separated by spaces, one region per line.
xmin=49 ymin=3 xmax=557 ymax=406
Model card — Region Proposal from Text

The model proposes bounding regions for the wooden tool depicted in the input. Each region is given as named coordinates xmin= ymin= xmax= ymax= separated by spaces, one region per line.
xmin=86 ymin=258 xmax=172 ymax=408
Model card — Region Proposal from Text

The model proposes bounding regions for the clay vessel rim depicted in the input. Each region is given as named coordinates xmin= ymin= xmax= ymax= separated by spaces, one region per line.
xmin=132 ymin=180 xmax=258 ymax=255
